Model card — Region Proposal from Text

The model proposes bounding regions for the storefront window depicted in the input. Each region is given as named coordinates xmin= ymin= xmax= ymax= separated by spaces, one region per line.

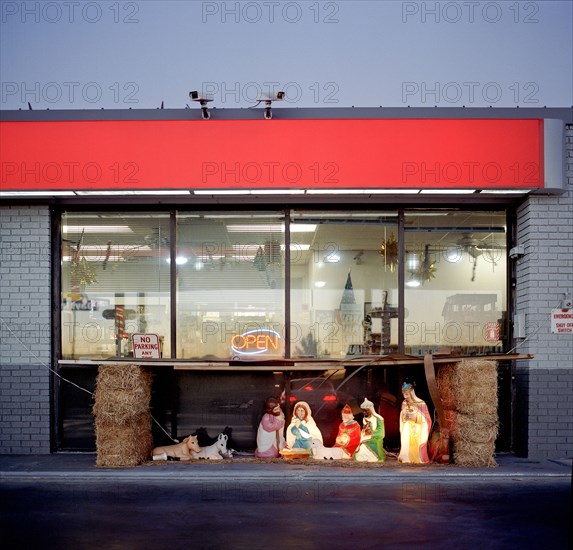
xmin=290 ymin=211 xmax=399 ymax=358
xmin=61 ymin=212 xmax=171 ymax=359
xmin=57 ymin=207 xmax=510 ymax=451
xmin=59 ymin=208 xmax=507 ymax=361
xmin=176 ymin=213 xmax=285 ymax=359
xmin=404 ymin=210 xmax=507 ymax=355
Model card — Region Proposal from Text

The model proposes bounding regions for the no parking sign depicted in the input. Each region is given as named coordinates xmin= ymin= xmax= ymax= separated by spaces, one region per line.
xmin=132 ymin=333 xmax=161 ymax=358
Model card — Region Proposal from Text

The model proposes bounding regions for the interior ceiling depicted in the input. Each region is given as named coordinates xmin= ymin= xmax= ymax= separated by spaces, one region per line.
xmin=63 ymin=212 xmax=507 ymax=259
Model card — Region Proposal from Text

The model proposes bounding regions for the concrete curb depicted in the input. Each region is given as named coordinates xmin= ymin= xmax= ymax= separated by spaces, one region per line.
xmin=1 ymin=454 xmax=571 ymax=483
xmin=1 ymin=470 xmax=571 ymax=483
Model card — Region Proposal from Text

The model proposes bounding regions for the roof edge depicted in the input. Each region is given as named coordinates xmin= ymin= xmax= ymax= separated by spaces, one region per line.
xmin=1 ymin=106 xmax=572 ymax=123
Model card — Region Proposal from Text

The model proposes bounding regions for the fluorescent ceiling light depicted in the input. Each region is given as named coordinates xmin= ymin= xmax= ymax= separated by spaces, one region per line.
xmin=314 ymin=281 xmax=326 ymax=288
xmin=227 ymin=224 xmax=317 ymax=233
xmin=63 ymin=255 xmax=126 ymax=262
xmin=63 ymin=225 xmax=134 ymax=233
xmin=281 ymin=244 xmax=310 ymax=251
xmin=77 ymin=245 xmax=151 ymax=252
xmin=289 ymin=224 xmax=317 ymax=232
xmin=227 ymin=224 xmax=282 ymax=233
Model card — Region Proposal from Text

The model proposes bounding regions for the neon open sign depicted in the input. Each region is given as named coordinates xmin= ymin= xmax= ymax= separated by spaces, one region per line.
xmin=230 ymin=328 xmax=281 ymax=356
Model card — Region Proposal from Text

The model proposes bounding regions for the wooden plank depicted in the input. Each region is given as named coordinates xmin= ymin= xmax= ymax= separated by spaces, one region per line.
xmin=58 ymin=353 xmax=533 ymax=371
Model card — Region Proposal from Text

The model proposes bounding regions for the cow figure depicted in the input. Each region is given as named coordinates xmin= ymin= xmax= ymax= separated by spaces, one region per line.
xmin=192 ymin=433 xmax=230 ymax=460
xmin=310 ymin=438 xmax=348 ymax=460
xmin=152 ymin=435 xmax=201 ymax=461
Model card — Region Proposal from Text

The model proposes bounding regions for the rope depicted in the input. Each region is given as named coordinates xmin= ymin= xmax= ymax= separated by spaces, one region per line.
xmin=0 ymin=317 xmax=178 ymax=443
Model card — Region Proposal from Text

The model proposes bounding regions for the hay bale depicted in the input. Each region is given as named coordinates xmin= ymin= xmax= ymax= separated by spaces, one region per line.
xmin=93 ymin=364 xmax=152 ymax=424
xmin=437 ymin=360 xmax=498 ymax=415
xmin=437 ymin=360 xmax=499 ymax=468
xmin=453 ymin=440 xmax=498 ymax=468
xmin=444 ymin=410 xmax=498 ymax=444
xmin=95 ymin=412 xmax=153 ymax=468
xmin=93 ymin=364 xmax=153 ymax=468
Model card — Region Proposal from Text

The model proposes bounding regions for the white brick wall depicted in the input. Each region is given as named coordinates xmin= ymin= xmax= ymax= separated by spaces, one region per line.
xmin=514 ymin=124 xmax=573 ymax=459
xmin=0 ymin=206 xmax=51 ymax=454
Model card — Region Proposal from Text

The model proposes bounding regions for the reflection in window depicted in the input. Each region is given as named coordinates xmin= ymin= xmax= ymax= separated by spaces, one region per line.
xmin=61 ymin=213 xmax=171 ymax=359
xmin=404 ymin=210 xmax=507 ymax=355
xmin=176 ymin=213 xmax=285 ymax=359
xmin=290 ymin=211 xmax=399 ymax=359
xmin=60 ymin=208 xmax=508 ymax=361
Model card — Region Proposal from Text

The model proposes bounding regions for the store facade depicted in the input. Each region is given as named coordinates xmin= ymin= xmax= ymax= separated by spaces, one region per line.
xmin=1 ymin=107 xmax=571 ymax=459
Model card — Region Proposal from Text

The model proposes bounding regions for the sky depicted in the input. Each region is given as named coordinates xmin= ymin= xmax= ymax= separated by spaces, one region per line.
xmin=0 ymin=0 xmax=572 ymax=111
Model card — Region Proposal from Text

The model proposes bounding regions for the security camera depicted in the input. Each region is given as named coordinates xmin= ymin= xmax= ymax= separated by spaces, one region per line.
xmin=254 ymin=92 xmax=285 ymax=119
xmin=189 ymin=91 xmax=213 ymax=103
xmin=256 ymin=91 xmax=285 ymax=102
xmin=189 ymin=90 xmax=213 ymax=120
xmin=509 ymin=244 xmax=525 ymax=259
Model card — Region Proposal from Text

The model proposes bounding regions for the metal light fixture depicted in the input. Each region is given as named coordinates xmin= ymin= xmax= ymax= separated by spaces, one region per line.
xmin=406 ymin=275 xmax=421 ymax=288
xmin=406 ymin=252 xmax=420 ymax=271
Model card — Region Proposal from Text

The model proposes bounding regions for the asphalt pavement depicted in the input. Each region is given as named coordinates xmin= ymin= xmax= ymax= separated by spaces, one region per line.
xmin=1 ymin=453 xmax=571 ymax=550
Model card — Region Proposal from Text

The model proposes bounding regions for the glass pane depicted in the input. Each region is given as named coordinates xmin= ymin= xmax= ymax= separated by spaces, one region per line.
xmin=61 ymin=213 xmax=171 ymax=359
xmin=290 ymin=211 xmax=399 ymax=359
xmin=58 ymin=366 xmax=97 ymax=450
xmin=404 ymin=210 xmax=507 ymax=355
xmin=176 ymin=213 xmax=285 ymax=359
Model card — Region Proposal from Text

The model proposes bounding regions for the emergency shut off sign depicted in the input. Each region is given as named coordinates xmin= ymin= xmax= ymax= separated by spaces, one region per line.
xmin=551 ymin=310 xmax=573 ymax=334
xmin=131 ymin=334 xmax=161 ymax=359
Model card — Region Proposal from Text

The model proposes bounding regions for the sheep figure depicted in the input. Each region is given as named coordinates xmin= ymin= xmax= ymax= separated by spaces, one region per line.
xmin=310 ymin=438 xmax=348 ymax=460
xmin=192 ymin=433 xmax=229 ymax=460
xmin=152 ymin=435 xmax=201 ymax=461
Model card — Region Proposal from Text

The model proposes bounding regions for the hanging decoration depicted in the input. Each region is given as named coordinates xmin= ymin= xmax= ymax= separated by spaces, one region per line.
xmin=418 ymin=245 xmax=437 ymax=283
xmin=102 ymin=240 xmax=112 ymax=271
xmin=70 ymin=229 xmax=97 ymax=287
xmin=412 ymin=244 xmax=437 ymax=284
xmin=380 ymin=232 xmax=398 ymax=272
xmin=71 ymin=257 xmax=98 ymax=287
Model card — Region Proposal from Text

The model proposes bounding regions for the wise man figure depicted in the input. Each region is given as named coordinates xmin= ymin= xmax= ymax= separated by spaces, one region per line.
xmin=398 ymin=382 xmax=432 ymax=464
xmin=334 ymin=404 xmax=361 ymax=458
xmin=354 ymin=398 xmax=385 ymax=462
